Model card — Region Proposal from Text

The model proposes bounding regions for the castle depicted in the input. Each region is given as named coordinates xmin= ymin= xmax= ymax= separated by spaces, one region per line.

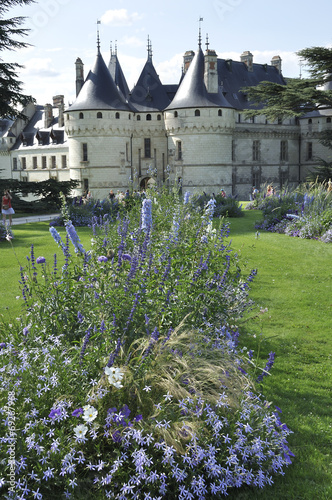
xmin=1 ymin=33 xmax=331 ymax=200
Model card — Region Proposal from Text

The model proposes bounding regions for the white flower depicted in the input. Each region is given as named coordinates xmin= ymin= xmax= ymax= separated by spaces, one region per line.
xmin=82 ymin=405 xmax=98 ymax=422
xmin=105 ymin=366 xmax=124 ymax=388
xmin=74 ymin=424 xmax=88 ymax=438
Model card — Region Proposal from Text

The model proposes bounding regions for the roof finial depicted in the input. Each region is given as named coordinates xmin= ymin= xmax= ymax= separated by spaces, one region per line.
xmin=206 ymin=33 xmax=209 ymax=51
xmin=110 ymin=41 xmax=112 ymax=56
xmin=147 ymin=35 xmax=153 ymax=62
xmin=115 ymin=40 xmax=117 ymax=56
xmin=96 ymin=19 xmax=101 ymax=53
xmin=198 ymin=17 xmax=203 ymax=48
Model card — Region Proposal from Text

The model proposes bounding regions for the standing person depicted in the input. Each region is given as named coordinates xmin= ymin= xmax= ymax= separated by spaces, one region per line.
xmin=2 ymin=189 xmax=15 ymax=226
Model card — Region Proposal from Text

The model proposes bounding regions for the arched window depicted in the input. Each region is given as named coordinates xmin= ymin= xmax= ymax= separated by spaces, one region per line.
xmin=115 ymin=112 xmax=120 ymax=119
xmin=327 ymin=117 xmax=331 ymax=123
xmin=157 ymin=114 xmax=161 ymax=121
xmin=79 ymin=112 xmax=84 ymax=119
xmin=129 ymin=114 xmax=131 ymax=120
xmin=137 ymin=115 xmax=141 ymax=121
xmin=308 ymin=118 xmax=312 ymax=124
xmin=218 ymin=109 xmax=222 ymax=117
xmin=174 ymin=111 xmax=178 ymax=118
xmin=195 ymin=109 xmax=200 ymax=117
xmin=97 ymin=112 xmax=102 ymax=119
xmin=146 ymin=114 xmax=152 ymax=121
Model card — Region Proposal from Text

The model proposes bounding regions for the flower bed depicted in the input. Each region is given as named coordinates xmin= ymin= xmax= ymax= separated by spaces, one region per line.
xmin=249 ymin=184 xmax=332 ymax=242
xmin=0 ymin=190 xmax=293 ymax=499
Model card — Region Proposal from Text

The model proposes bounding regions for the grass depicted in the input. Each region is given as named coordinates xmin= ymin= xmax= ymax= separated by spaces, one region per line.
xmin=1 ymin=212 xmax=331 ymax=499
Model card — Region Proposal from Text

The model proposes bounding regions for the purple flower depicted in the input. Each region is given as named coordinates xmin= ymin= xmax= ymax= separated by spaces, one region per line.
xmin=141 ymin=198 xmax=152 ymax=231
xmin=98 ymin=255 xmax=108 ymax=263
xmin=0 ymin=343 xmax=6 ymax=350
xmin=23 ymin=327 xmax=29 ymax=336
xmin=134 ymin=414 xmax=143 ymax=422
xmin=122 ymin=253 xmax=132 ymax=262
xmin=49 ymin=408 xmax=61 ymax=419
xmin=36 ymin=256 xmax=46 ymax=264
xmin=72 ymin=408 xmax=83 ymax=417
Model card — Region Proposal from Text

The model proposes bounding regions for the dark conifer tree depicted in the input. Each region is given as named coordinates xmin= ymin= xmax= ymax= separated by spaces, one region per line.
xmin=0 ymin=0 xmax=35 ymax=118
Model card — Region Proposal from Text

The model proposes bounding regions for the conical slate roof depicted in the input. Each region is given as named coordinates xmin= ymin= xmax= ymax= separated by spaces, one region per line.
xmin=166 ymin=46 xmax=232 ymax=110
xmin=108 ymin=52 xmax=130 ymax=99
xmin=67 ymin=50 xmax=131 ymax=112
xmin=129 ymin=57 xmax=171 ymax=112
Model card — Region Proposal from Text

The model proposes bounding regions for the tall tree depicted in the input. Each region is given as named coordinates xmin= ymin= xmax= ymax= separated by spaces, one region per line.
xmin=243 ymin=47 xmax=332 ymax=121
xmin=0 ymin=0 xmax=35 ymax=119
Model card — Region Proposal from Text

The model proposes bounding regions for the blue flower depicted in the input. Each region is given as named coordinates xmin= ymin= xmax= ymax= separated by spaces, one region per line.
xmin=36 ymin=256 xmax=46 ymax=264
xmin=98 ymin=255 xmax=108 ymax=263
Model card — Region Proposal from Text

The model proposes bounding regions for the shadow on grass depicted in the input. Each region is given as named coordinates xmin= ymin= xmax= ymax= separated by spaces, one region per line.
xmin=226 ymin=210 xmax=262 ymax=236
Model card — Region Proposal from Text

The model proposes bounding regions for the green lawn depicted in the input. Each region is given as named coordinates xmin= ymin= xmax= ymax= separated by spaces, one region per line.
xmin=0 ymin=212 xmax=331 ymax=499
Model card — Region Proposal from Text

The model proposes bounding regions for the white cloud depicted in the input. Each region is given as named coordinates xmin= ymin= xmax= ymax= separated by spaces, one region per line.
xmin=100 ymin=9 xmax=142 ymax=27
xmin=121 ymin=35 xmax=145 ymax=48
xmin=21 ymin=58 xmax=60 ymax=77
xmin=157 ymin=53 xmax=183 ymax=85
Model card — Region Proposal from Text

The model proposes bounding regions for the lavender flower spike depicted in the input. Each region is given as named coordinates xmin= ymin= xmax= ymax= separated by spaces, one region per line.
xmin=141 ymin=198 xmax=152 ymax=232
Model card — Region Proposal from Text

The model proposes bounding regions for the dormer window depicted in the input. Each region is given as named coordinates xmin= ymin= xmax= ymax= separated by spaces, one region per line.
xmin=79 ymin=112 xmax=84 ymax=119
xmin=195 ymin=109 xmax=200 ymax=117
xmin=97 ymin=112 xmax=102 ymax=119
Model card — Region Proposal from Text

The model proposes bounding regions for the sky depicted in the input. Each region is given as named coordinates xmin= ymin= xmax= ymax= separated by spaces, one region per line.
xmin=3 ymin=0 xmax=332 ymax=107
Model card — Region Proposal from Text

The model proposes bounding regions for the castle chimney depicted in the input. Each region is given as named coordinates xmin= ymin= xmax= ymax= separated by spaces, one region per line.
xmin=271 ymin=55 xmax=282 ymax=73
xmin=75 ymin=57 xmax=84 ymax=97
xmin=53 ymin=95 xmax=65 ymax=127
xmin=44 ymin=103 xmax=53 ymax=128
xmin=204 ymin=49 xmax=218 ymax=94
xmin=183 ymin=50 xmax=195 ymax=74
xmin=241 ymin=51 xmax=253 ymax=72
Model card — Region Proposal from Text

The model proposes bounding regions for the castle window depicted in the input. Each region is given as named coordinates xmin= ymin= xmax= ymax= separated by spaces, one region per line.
xmin=129 ymin=114 xmax=131 ymax=120
xmin=277 ymin=117 xmax=282 ymax=125
xmin=157 ymin=114 xmax=161 ymax=121
xmin=280 ymin=140 xmax=288 ymax=161
xmin=306 ymin=142 xmax=313 ymax=160
xmin=13 ymin=158 xmax=18 ymax=170
xmin=82 ymin=143 xmax=88 ymax=162
xmin=327 ymin=117 xmax=331 ymax=123
xmin=174 ymin=111 xmax=178 ymax=118
xmin=42 ymin=157 xmax=47 ymax=169
xmin=176 ymin=141 xmax=182 ymax=161
xmin=238 ymin=114 xmax=241 ymax=123
xmin=115 ymin=112 xmax=120 ymax=119
xmin=33 ymin=156 xmax=38 ymax=169
xmin=79 ymin=112 xmax=84 ymax=119
xmin=144 ymin=138 xmax=151 ymax=158
xmin=218 ymin=109 xmax=222 ymax=117
xmin=308 ymin=118 xmax=312 ymax=124
xmin=250 ymin=116 xmax=255 ymax=123
xmin=137 ymin=115 xmax=141 ymax=121
xmin=280 ymin=169 xmax=288 ymax=187
xmin=252 ymin=170 xmax=261 ymax=189
xmin=62 ymin=155 xmax=67 ymax=168
xmin=232 ymin=140 xmax=236 ymax=162
xmin=146 ymin=114 xmax=152 ymax=121
xmin=51 ymin=156 xmax=56 ymax=169
xmin=97 ymin=112 xmax=102 ymax=119
xmin=252 ymin=140 xmax=260 ymax=161
xmin=22 ymin=157 xmax=26 ymax=170
xmin=194 ymin=109 xmax=200 ymax=117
